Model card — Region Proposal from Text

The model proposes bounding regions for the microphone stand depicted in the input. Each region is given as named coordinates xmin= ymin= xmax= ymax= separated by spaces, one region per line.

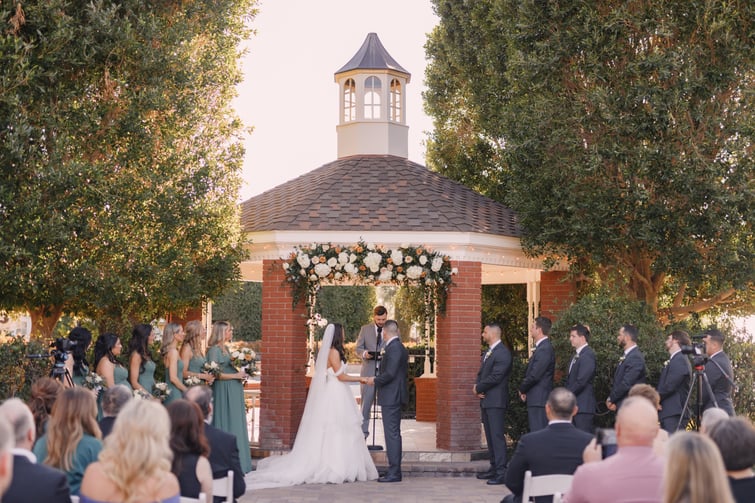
xmin=368 ymin=332 xmax=384 ymax=451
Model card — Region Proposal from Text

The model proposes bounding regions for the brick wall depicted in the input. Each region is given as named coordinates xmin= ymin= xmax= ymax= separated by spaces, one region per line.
xmin=436 ymin=260 xmax=483 ymax=450
xmin=539 ymin=271 xmax=576 ymax=321
xmin=259 ymin=259 xmax=308 ymax=450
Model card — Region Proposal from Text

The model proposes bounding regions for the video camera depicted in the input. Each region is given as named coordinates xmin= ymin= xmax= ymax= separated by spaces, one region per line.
xmin=680 ymin=335 xmax=707 ymax=366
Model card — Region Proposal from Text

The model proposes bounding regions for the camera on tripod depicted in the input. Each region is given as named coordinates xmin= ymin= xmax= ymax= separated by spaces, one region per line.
xmin=50 ymin=337 xmax=77 ymax=362
xmin=680 ymin=335 xmax=707 ymax=366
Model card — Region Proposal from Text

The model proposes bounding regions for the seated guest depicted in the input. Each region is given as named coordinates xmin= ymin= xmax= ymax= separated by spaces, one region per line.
xmin=627 ymin=383 xmax=668 ymax=456
xmin=503 ymin=388 xmax=593 ymax=503
xmin=663 ymin=431 xmax=734 ymax=503
xmin=564 ymin=397 xmax=664 ymax=503
xmin=0 ymin=415 xmax=13 ymax=498
xmin=184 ymin=385 xmax=246 ymax=503
xmin=167 ymin=400 xmax=213 ymax=500
xmin=0 ymin=398 xmax=70 ymax=502
xmin=32 ymin=387 xmax=102 ymax=495
xmin=700 ymin=407 xmax=729 ymax=434
xmin=28 ymin=377 xmax=63 ymax=444
xmin=707 ymin=417 xmax=755 ymax=503
xmin=98 ymin=385 xmax=132 ymax=438
xmin=80 ymin=399 xmax=180 ymax=503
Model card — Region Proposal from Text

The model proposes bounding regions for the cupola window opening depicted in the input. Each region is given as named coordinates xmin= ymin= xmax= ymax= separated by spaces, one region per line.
xmin=390 ymin=79 xmax=402 ymax=122
xmin=364 ymin=76 xmax=381 ymax=119
xmin=343 ymin=78 xmax=356 ymax=122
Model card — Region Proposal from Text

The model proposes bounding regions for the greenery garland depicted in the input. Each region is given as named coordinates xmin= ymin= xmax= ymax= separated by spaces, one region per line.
xmin=282 ymin=241 xmax=456 ymax=313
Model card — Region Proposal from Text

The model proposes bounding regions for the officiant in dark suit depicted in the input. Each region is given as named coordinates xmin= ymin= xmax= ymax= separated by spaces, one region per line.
xmin=565 ymin=324 xmax=597 ymax=432
xmin=518 ymin=316 xmax=555 ymax=432
xmin=356 ymin=305 xmax=388 ymax=438
xmin=367 ymin=319 xmax=408 ymax=483
xmin=657 ymin=330 xmax=692 ymax=432
xmin=475 ymin=322 xmax=513 ymax=486
xmin=606 ymin=324 xmax=647 ymax=412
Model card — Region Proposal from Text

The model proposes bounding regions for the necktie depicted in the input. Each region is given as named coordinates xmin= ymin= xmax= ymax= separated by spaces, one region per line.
xmin=376 ymin=326 xmax=383 ymax=350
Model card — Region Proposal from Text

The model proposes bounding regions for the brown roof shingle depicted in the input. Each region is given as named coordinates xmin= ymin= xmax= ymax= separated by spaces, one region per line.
xmin=240 ymin=155 xmax=520 ymax=237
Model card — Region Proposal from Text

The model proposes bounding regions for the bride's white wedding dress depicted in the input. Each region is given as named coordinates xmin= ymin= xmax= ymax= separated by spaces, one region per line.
xmin=247 ymin=325 xmax=378 ymax=489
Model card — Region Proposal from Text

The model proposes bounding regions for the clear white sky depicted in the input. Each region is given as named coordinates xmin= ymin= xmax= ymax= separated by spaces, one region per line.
xmin=233 ymin=0 xmax=439 ymax=201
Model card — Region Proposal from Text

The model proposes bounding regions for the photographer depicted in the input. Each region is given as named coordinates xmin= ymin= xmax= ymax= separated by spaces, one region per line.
xmin=701 ymin=328 xmax=735 ymax=416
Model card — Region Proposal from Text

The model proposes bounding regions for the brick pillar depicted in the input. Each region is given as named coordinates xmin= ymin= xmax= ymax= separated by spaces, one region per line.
xmin=259 ymin=259 xmax=308 ymax=450
xmin=436 ymin=260 xmax=482 ymax=451
xmin=539 ymin=271 xmax=577 ymax=321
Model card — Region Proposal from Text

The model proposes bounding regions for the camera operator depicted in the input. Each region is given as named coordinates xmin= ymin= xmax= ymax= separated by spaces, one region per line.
xmin=656 ymin=330 xmax=692 ymax=433
xmin=701 ymin=328 xmax=735 ymax=416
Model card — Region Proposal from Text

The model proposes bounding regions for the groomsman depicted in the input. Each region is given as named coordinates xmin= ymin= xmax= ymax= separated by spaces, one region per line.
xmin=356 ymin=305 xmax=388 ymax=438
xmin=565 ymin=324 xmax=597 ymax=432
xmin=518 ymin=316 xmax=555 ymax=432
xmin=606 ymin=324 xmax=647 ymax=412
xmin=367 ymin=320 xmax=408 ymax=483
xmin=474 ymin=323 xmax=513 ymax=486
xmin=656 ymin=330 xmax=692 ymax=432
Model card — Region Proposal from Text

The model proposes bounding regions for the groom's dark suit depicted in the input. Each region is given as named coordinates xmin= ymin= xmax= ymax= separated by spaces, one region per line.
xmin=476 ymin=342 xmax=512 ymax=481
xmin=656 ymin=351 xmax=692 ymax=432
xmin=374 ymin=336 xmax=408 ymax=480
xmin=608 ymin=346 xmax=646 ymax=410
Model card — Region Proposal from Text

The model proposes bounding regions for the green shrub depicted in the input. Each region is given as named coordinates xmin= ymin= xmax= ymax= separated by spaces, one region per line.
xmin=0 ymin=337 xmax=59 ymax=400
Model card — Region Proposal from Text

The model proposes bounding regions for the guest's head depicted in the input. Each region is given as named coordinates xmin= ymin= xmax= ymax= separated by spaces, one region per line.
xmin=700 ymin=407 xmax=729 ymax=435
xmin=101 ymin=384 xmax=132 ymax=418
xmin=707 ymin=417 xmax=755 ymax=474
xmin=45 ymin=387 xmax=101 ymax=471
xmin=98 ymin=399 xmax=173 ymax=498
xmin=128 ymin=324 xmax=154 ymax=370
xmin=29 ymin=377 xmax=63 ymax=441
xmin=184 ymin=385 xmax=212 ymax=421
xmin=664 ymin=431 xmax=734 ymax=503
xmin=569 ymin=324 xmax=590 ymax=349
xmin=702 ymin=328 xmax=725 ymax=356
xmin=160 ymin=323 xmax=185 ymax=357
xmin=93 ymin=332 xmax=122 ymax=367
xmin=545 ymin=388 xmax=577 ymax=421
xmin=68 ymin=326 xmax=93 ymax=376
xmin=166 ymin=399 xmax=209 ymax=475
xmin=615 ymin=396 xmax=659 ymax=448
xmin=628 ymin=383 xmax=661 ymax=410
xmin=184 ymin=320 xmax=206 ymax=355
xmin=208 ymin=321 xmax=230 ymax=348
xmin=0 ymin=398 xmax=36 ymax=450
xmin=0 ymin=416 xmax=13 ymax=496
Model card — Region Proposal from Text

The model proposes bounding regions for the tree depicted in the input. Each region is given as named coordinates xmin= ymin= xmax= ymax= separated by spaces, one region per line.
xmin=425 ymin=0 xmax=754 ymax=322
xmin=0 ymin=0 xmax=255 ymax=335
xmin=212 ymin=282 xmax=262 ymax=342
xmin=316 ymin=286 xmax=376 ymax=343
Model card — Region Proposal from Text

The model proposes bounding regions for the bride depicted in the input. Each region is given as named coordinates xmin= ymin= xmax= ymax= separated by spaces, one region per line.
xmin=247 ymin=323 xmax=378 ymax=489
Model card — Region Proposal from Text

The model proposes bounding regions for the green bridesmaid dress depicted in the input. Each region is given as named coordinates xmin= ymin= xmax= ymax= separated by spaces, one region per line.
xmin=165 ymin=359 xmax=184 ymax=404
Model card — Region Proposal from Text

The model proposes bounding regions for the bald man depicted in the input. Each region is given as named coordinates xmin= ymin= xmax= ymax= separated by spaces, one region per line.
xmin=564 ymin=397 xmax=665 ymax=503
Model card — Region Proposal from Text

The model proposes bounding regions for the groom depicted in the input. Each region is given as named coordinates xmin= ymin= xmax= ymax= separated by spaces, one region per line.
xmin=367 ymin=319 xmax=408 ymax=483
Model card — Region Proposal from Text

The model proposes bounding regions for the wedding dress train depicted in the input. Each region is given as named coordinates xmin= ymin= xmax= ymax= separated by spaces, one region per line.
xmin=247 ymin=325 xmax=378 ymax=489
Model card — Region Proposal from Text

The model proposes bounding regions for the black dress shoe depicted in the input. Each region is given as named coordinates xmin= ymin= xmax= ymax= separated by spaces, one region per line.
xmin=487 ymin=477 xmax=506 ymax=485
xmin=476 ymin=470 xmax=495 ymax=480
xmin=377 ymin=475 xmax=402 ymax=483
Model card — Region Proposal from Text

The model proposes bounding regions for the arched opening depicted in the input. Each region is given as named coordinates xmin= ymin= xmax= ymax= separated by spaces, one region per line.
xmin=390 ymin=79 xmax=402 ymax=122
xmin=364 ymin=76 xmax=381 ymax=119
xmin=343 ymin=78 xmax=356 ymax=122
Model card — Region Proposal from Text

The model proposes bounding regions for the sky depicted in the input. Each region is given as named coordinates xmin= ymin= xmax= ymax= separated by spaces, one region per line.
xmin=233 ymin=0 xmax=439 ymax=201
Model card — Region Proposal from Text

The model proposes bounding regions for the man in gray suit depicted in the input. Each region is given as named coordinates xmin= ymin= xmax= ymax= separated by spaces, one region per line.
xmin=366 ymin=320 xmax=408 ymax=482
xmin=356 ymin=305 xmax=388 ymax=438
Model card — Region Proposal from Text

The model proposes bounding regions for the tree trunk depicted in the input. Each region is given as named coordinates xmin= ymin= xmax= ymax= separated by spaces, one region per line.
xmin=28 ymin=306 xmax=63 ymax=340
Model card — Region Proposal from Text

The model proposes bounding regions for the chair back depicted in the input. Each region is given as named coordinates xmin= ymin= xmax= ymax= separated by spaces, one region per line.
xmin=180 ymin=494 xmax=207 ymax=503
xmin=521 ymin=470 xmax=573 ymax=502
xmin=70 ymin=496 xmax=80 ymax=503
xmin=552 ymin=493 xmax=562 ymax=503
xmin=213 ymin=470 xmax=234 ymax=503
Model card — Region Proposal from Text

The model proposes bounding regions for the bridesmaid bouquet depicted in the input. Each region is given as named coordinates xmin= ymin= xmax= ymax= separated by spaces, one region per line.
xmin=152 ymin=382 xmax=170 ymax=402
xmin=230 ymin=348 xmax=256 ymax=375
xmin=184 ymin=375 xmax=202 ymax=387
xmin=203 ymin=361 xmax=221 ymax=378
xmin=133 ymin=389 xmax=153 ymax=400
xmin=82 ymin=372 xmax=105 ymax=392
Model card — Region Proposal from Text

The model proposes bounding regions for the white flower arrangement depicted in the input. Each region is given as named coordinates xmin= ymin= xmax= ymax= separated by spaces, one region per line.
xmin=307 ymin=313 xmax=328 ymax=328
xmin=203 ymin=361 xmax=221 ymax=378
xmin=133 ymin=388 xmax=153 ymax=400
xmin=184 ymin=375 xmax=202 ymax=387
xmin=663 ymin=360 xmax=670 ymax=368
xmin=82 ymin=372 xmax=105 ymax=392
xmin=230 ymin=348 xmax=257 ymax=376
xmin=152 ymin=382 xmax=170 ymax=402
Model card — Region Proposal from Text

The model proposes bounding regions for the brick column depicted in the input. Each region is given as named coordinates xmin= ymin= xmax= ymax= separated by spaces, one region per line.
xmin=259 ymin=259 xmax=308 ymax=450
xmin=436 ymin=260 xmax=482 ymax=450
xmin=539 ymin=271 xmax=576 ymax=321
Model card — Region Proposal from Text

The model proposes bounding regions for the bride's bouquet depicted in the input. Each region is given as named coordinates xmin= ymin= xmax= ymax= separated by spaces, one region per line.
xmin=152 ymin=382 xmax=170 ymax=402
xmin=82 ymin=372 xmax=105 ymax=393
xmin=203 ymin=361 xmax=221 ymax=378
xmin=230 ymin=347 xmax=256 ymax=376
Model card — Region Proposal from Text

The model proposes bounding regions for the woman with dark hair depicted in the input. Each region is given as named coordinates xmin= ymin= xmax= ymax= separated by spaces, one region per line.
xmin=28 ymin=377 xmax=64 ymax=443
xmin=128 ymin=323 xmax=156 ymax=393
xmin=167 ymin=399 xmax=213 ymax=500
xmin=93 ymin=333 xmax=130 ymax=390
xmin=248 ymin=323 xmax=377 ymax=489
xmin=67 ymin=326 xmax=93 ymax=387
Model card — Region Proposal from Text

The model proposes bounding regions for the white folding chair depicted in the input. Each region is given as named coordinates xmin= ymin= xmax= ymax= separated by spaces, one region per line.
xmin=553 ymin=492 xmax=563 ymax=503
xmin=212 ymin=470 xmax=234 ymax=503
xmin=70 ymin=496 xmax=80 ymax=503
xmin=180 ymin=494 xmax=207 ymax=503
xmin=521 ymin=470 xmax=573 ymax=503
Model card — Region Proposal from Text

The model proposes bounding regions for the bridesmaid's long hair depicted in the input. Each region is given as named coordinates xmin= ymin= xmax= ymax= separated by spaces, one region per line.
xmin=160 ymin=323 xmax=182 ymax=359
xmin=208 ymin=321 xmax=230 ymax=348
xmin=128 ymin=324 xmax=153 ymax=374
xmin=93 ymin=332 xmax=121 ymax=368
xmin=184 ymin=320 xmax=205 ymax=357
xmin=331 ymin=324 xmax=347 ymax=362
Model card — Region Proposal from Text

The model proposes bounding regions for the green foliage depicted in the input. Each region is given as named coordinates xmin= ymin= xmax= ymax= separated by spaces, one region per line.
xmin=725 ymin=330 xmax=755 ymax=420
xmin=212 ymin=282 xmax=262 ymax=342
xmin=483 ymin=284 xmax=528 ymax=352
xmin=426 ymin=0 xmax=754 ymax=320
xmin=550 ymin=289 xmax=667 ymax=428
xmin=0 ymin=0 xmax=255 ymax=335
xmin=0 ymin=337 xmax=56 ymax=399
xmin=315 ymin=286 xmax=376 ymax=343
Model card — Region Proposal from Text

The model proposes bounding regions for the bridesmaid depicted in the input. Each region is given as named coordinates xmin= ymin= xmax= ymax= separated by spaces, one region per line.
xmin=207 ymin=321 xmax=252 ymax=473
xmin=66 ymin=327 xmax=93 ymax=387
xmin=128 ymin=323 xmax=156 ymax=394
xmin=94 ymin=333 xmax=130 ymax=389
xmin=181 ymin=320 xmax=215 ymax=385
xmin=161 ymin=323 xmax=187 ymax=404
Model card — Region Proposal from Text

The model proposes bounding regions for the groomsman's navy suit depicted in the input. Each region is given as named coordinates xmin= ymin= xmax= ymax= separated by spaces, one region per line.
xmin=519 ymin=338 xmax=555 ymax=431
xmin=476 ymin=342 xmax=513 ymax=481
xmin=608 ymin=346 xmax=647 ymax=410
xmin=2 ymin=452 xmax=70 ymax=503
xmin=702 ymin=351 xmax=735 ymax=416
xmin=565 ymin=345 xmax=597 ymax=432
xmin=374 ymin=336 xmax=408 ymax=480
xmin=503 ymin=422 xmax=593 ymax=503
xmin=656 ymin=351 xmax=692 ymax=432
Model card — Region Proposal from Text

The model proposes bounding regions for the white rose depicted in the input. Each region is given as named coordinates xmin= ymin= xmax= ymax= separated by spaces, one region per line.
xmin=349 ymin=253 xmax=357 ymax=263
xmin=404 ymin=256 xmax=413 ymax=264
xmin=379 ymin=268 xmax=393 ymax=282
xmin=364 ymin=252 xmax=383 ymax=273
xmin=406 ymin=265 xmax=423 ymax=280
xmin=322 ymin=244 xmax=330 ymax=251
xmin=431 ymin=256 xmax=443 ymax=272
xmin=309 ymin=274 xmax=318 ymax=281
xmin=390 ymin=249 xmax=403 ymax=265
xmin=338 ymin=252 xmax=349 ymax=264
xmin=344 ymin=263 xmax=357 ymax=275
xmin=419 ymin=255 xmax=428 ymax=265
xmin=231 ymin=351 xmax=240 ymax=359
xmin=282 ymin=262 xmax=290 ymax=270
xmin=300 ymin=269 xmax=306 ymax=276
xmin=396 ymin=273 xmax=405 ymax=281
xmin=314 ymin=263 xmax=331 ymax=277
xmin=327 ymin=257 xmax=337 ymax=267
xmin=367 ymin=242 xmax=375 ymax=250
xmin=451 ymin=267 xmax=458 ymax=275
xmin=334 ymin=272 xmax=343 ymax=280
xmin=296 ymin=253 xmax=311 ymax=268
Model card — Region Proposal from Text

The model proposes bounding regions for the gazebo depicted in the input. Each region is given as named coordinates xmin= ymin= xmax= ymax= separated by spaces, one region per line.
xmin=238 ymin=33 xmax=574 ymax=452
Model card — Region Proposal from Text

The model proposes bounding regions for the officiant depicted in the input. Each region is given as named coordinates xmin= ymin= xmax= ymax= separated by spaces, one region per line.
xmin=356 ymin=305 xmax=388 ymax=439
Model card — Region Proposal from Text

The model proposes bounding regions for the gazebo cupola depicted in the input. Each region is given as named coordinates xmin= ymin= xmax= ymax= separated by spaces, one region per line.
xmin=334 ymin=32 xmax=410 ymax=159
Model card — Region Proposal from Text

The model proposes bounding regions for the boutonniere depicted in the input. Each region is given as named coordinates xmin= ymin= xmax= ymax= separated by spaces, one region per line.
xmin=573 ymin=353 xmax=580 ymax=360
xmin=619 ymin=355 xmax=626 ymax=363
xmin=663 ymin=360 xmax=670 ymax=367
xmin=484 ymin=349 xmax=493 ymax=360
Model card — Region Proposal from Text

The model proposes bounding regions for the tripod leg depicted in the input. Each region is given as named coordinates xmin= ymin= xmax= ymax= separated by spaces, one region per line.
xmin=678 ymin=372 xmax=698 ymax=430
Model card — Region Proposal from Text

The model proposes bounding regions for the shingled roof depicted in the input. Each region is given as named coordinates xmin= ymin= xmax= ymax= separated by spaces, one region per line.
xmin=335 ymin=32 xmax=410 ymax=76
xmin=240 ymin=155 xmax=521 ymax=236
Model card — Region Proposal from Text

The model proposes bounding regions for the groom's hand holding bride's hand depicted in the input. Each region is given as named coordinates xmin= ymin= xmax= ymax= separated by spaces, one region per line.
xmin=362 ymin=377 xmax=375 ymax=385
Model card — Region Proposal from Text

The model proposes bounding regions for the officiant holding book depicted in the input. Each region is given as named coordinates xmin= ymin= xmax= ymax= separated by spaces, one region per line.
xmin=356 ymin=305 xmax=388 ymax=438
